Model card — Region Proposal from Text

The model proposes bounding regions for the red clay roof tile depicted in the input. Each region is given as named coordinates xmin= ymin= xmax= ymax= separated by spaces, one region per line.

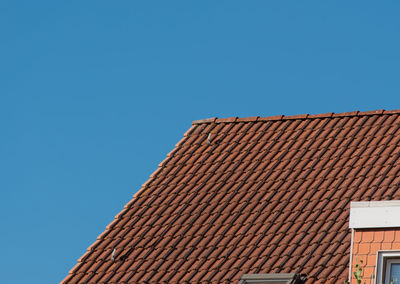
xmin=285 ymin=114 xmax=309 ymax=120
xmin=237 ymin=116 xmax=260 ymax=122
xmin=63 ymin=109 xmax=400 ymax=283
xmin=259 ymin=115 xmax=284 ymax=121
xmin=192 ymin=117 xmax=217 ymax=124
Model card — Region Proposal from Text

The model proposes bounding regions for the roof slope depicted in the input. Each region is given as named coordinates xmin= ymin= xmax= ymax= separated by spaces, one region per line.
xmin=63 ymin=109 xmax=400 ymax=283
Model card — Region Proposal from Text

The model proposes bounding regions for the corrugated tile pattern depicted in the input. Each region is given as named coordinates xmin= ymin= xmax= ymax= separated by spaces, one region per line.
xmin=63 ymin=110 xmax=400 ymax=283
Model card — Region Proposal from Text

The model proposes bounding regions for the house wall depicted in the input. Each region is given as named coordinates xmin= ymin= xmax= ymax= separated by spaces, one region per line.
xmin=351 ymin=228 xmax=400 ymax=284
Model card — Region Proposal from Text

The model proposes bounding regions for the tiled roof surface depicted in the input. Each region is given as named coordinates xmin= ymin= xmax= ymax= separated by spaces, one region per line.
xmin=63 ymin=109 xmax=400 ymax=283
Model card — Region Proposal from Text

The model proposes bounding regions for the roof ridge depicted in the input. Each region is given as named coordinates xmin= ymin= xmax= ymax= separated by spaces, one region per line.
xmin=192 ymin=109 xmax=399 ymax=125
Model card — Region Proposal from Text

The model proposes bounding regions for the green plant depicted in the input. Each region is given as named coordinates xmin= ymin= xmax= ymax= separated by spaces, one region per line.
xmin=353 ymin=259 xmax=364 ymax=284
xmin=343 ymin=259 xmax=366 ymax=284
xmin=343 ymin=260 xmax=397 ymax=284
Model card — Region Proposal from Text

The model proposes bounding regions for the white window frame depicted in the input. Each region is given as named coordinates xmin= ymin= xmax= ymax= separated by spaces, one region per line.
xmin=385 ymin=259 xmax=400 ymax=284
xmin=376 ymin=251 xmax=400 ymax=284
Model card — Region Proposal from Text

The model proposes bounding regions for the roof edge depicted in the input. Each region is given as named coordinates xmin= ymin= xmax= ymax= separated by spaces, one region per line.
xmin=192 ymin=109 xmax=398 ymax=125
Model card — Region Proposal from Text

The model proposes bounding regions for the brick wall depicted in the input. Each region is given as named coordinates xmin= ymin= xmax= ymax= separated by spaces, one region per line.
xmin=351 ymin=228 xmax=400 ymax=284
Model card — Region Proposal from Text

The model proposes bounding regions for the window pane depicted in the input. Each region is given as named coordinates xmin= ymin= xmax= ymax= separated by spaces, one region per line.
xmin=390 ymin=264 xmax=400 ymax=283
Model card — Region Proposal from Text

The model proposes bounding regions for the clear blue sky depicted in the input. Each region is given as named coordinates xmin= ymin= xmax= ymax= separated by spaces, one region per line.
xmin=2 ymin=1 xmax=400 ymax=283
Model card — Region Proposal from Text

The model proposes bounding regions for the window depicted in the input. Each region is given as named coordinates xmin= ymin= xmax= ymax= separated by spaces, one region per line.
xmin=385 ymin=259 xmax=400 ymax=284
xmin=377 ymin=251 xmax=400 ymax=284
xmin=239 ymin=273 xmax=306 ymax=284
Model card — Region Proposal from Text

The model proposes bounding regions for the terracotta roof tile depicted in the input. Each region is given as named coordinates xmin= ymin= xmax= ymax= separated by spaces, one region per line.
xmin=63 ymin=109 xmax=400 ymax=283
xmin=258 ymin=115 xmax=284 ymax=121
xmin=192 ymin=117 xmax=217 ymax=124
xmin=285 ymin=114 xmax=309 ymax=120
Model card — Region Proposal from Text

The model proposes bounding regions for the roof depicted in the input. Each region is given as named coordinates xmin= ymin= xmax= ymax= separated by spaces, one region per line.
xmin=63 ymin=109 xmax=400 ymax=283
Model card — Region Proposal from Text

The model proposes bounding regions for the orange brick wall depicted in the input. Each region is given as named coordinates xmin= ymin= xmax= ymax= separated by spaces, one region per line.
xmin=351 ymin=228 xmax=400 ymax=284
